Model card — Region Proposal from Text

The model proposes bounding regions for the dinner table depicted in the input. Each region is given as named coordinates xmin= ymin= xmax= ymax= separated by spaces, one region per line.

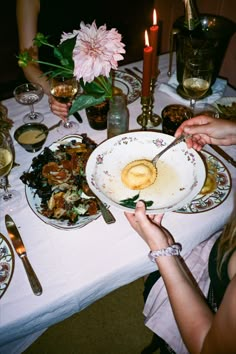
xmin=0 ymin=53 xmax=235 ymax=354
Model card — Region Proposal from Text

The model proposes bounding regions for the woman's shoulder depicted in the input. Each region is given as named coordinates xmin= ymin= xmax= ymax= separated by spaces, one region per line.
xmin=228 ymin=249 xmax=236 ymax=280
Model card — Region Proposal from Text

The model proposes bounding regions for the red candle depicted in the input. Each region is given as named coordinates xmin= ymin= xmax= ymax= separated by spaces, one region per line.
xmin=150 ymin=9 xmax=159 ymax=78
xmin=142 ymin=30 xmax=153 ymax=97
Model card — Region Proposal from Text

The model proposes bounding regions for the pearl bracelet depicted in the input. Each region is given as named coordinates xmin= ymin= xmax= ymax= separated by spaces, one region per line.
xmin=148 ymin=244 xmax=182 ymax=262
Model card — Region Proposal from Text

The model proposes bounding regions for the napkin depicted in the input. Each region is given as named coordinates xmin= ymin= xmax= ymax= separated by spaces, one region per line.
xmin=158 ymin=71 xmax=227 ymax=105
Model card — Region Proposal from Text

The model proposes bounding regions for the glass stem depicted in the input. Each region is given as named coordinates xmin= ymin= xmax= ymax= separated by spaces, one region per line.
xmin=29 ymin=104 xmax=37 ymax=119
xmin=2 ymin=176 xmax=12 ymax=201
xmin=63 ymin=116 xmax=72 ymax=128
xmin=190 ymin=99 xmax=196 ymax=109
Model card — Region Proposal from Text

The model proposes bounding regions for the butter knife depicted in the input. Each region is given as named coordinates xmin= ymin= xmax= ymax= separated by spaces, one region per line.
xmin=5 ymin=215 xmax=43 ymax=296
xmin=209 ymin=145 xmax=236 ymax=168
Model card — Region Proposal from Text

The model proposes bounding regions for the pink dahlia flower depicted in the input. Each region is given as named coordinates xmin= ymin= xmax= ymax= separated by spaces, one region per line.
xmin=72 ymin=21 xmax=125 ymax=83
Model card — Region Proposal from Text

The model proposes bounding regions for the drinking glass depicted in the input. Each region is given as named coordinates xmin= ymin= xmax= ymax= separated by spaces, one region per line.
xmin=50 ymin=76 xmax=79 ymax=135
xmin=182 ymin=58 xmax=213 ymax=109
xmin=14 ymin=83 xmax=44 ymax=123
xmin=0 ymin=132 xmax=21 ymax=212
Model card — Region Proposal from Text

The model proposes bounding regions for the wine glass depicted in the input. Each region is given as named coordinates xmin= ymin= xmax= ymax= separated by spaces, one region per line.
xmin=50 ymin=76 xmax=79 ymax=135
xmin=0 ymin=132 xmax=21 ymax=212
xmin=182 ymin=57 xmax=213 ymax=109
xmin=14 ymin=83 xmax=44 ymax=123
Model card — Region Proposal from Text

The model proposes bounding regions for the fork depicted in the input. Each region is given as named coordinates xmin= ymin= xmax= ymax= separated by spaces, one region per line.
xmin=152 ymin=134 xmax=190 ymax=165
xmin=133 ymin=66 xmax=143 ymax=74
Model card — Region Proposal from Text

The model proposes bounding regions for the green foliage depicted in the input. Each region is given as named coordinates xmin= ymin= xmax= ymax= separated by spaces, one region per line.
xmin=119 ymin=194 xmax=154 ymax=209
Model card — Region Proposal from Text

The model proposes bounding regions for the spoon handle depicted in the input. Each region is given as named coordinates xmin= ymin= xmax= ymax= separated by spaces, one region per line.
xmin=96 ymin=198 xmax=116 ymax=224
xmin=152 ymin=134 xmax=188 ymax=165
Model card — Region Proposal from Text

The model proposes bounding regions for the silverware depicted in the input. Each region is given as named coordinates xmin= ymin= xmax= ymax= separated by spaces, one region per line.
xmin=73 ymin=111 xmax=83 ymax=123
xmin=36 ymin=120 xmax=61 ymax=138
xmin=82 ymin=182 xmax=116 ymax=224
xmin=5 ymin=215 xmax=43 ymax=296
xmin=132 ymin=66 xmax=143 ymax=74
xmin=152 ymin=135 xmax=188 ymax=165
xmin=209 ymin=145 xmax=236 ymax=168
xmin=124 ymin=68 xmax=142 ymax=82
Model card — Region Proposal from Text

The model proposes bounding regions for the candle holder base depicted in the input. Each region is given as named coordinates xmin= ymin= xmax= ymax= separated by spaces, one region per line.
xmin=145 ymin=113 xmax=162 ymax=129
xmin=137 ymin=96 xmax=151 ymax=130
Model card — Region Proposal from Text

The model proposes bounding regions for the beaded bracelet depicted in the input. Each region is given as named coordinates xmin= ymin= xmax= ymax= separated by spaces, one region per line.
xmin=148 ymin=243 xmax=182 ymax=262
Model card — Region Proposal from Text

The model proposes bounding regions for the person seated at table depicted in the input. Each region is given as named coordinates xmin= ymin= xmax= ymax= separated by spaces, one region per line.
xmin=125 ymin=117 xmax=236 ymax=354
xmin=16 ymin=0 xmax=153 ymax=120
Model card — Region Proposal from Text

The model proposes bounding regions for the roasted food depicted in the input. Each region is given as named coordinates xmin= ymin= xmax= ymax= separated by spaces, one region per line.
xmin=20 ymin=134 xmax=100 ymax=224
xmin=216 ymin=101 xmax=236 ymax=120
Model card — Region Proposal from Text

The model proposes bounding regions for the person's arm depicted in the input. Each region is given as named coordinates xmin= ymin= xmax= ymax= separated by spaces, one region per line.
xmin=175 ymin=116 xmax=236 ymax=151
xmin=16 ymin=0 xmax=69 ymax=120
xmin=16 ymin=0 xmax=50 ymax=94
xmin=125 ymin=201 xmax=236 ymax=354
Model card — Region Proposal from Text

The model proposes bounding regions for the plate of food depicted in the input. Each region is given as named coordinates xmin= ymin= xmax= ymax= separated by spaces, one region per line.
xmin=21 ymin=134 xmax=102 ymax=230
xmin=113 ymin=70 xmax=141 ymax=104
xmin=213 ymin=97 xmax=236 ymax=121
xmin=86 ymin=131 xmax=206 ymax=214
xmin=0 ymin=233 xmax=15 ymax=299
xmin=176 ymin=150 xmax=231 ymax=213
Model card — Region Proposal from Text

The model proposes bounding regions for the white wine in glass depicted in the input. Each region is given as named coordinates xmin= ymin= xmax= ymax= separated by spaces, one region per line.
xmin=50 ymin=76 xmax=79 ymax=135
xmin=0 ymin=132 xmax=21 ymax=212
xmin=182 ymin=58 xmax=212 ymax=109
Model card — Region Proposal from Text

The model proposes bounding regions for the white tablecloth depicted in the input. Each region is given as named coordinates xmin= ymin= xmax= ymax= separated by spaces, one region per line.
xmin=0 ymin=53 xmax=235 ymax=354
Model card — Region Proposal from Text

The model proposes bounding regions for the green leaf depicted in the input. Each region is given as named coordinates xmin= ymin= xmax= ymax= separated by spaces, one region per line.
xmin=58 ymin=36 xmax=76 ymax=68
xmin=69 ymin=94 xmax=107 ymax=114
xmin=119 ymin=194 xmax=154 ymax=209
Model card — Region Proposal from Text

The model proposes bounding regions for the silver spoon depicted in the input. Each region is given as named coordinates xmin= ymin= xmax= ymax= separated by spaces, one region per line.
xmin=36 ymin=121 xmax=61 ymax=138
xmin=152 ymin=134 xmax=190 ymax=165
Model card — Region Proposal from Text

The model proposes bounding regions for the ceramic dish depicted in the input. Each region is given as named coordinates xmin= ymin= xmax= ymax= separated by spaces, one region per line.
xmin=176 ymin=151 xmax=231 ymax=213
xmin=86 ymin=131 xmax=206 ymax=213
xmin=113 ymin=70 xmax=141 ymax=104
xmin=213 ymin=97 xmax=236 ymax=120
xmin=0 ymin=233 xmax=15 ymax=299
xmin=25 ymin=135 xmax=101 ymax=230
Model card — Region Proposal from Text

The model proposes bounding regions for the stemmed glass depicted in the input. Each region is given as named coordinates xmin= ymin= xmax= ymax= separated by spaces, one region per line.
xmin=50 ymin=76 xmax=79 ymax=135
xmin=0 ymin=132 xmax=21 ymax=213
xmin=14 ymin=83 xmax=44 ymax=123
xmin=182 ymin=57 xmax=213 ymax=109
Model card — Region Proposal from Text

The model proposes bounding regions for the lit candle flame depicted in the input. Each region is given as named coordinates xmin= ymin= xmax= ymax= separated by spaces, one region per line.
xmin=153 ymin=9 xmax=157 ymax=25
xmin=145 ymin=30 xmax=150 ymax=47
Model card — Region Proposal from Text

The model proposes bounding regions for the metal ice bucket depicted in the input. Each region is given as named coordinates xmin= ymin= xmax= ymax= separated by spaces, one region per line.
xmin=168 ymin=15 xmax=236 ymax=87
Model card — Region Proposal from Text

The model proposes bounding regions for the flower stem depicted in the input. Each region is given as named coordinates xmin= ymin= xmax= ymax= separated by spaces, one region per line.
xmin=32 ymin=59 xmax=73 ymax=73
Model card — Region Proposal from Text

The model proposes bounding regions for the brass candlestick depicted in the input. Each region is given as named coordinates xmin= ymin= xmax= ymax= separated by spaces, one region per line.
xmin=146 ymin=76 xmax=162 ymax=129
xmin=137 ymin=73 xmax=161 ymax=130
xmin=137 ymin=96 xmax=151 ymax=130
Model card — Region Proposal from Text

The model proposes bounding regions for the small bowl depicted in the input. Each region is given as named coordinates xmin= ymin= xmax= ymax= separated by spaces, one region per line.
xmin=14 ymin=123 xmax=48 ymax=152
xmin=193 ymin=103 xmax=220 ymax=118
xmin=161 ymin=104 xmax=193 ymax=136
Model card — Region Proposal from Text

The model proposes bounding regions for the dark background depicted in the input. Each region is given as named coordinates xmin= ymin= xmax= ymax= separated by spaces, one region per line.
xmin=0 ymin=0 xmax=236 ymax=101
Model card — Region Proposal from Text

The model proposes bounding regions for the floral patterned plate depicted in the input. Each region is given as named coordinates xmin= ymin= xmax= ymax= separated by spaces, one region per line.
xmin=25 ymin=135 xmax=101 ymax=230
xmin=113 ymin=70 xmax=141 ymax=104
xmin=86 ymin=131 xmax=206 ymax=213
xmin=0 ymin=233 xmax=14 ymax=299
xmin=176 ymin=151 xmax=231 ymax=213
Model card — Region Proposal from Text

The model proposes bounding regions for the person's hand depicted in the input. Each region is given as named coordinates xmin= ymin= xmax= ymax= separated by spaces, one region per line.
xmin=175 ymin=116 xmax=236 ymax=150
xmin=48 ymin=95 xmax=71 ymax=121
xmin=124 ymin=201 xmax=173 ymax=251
